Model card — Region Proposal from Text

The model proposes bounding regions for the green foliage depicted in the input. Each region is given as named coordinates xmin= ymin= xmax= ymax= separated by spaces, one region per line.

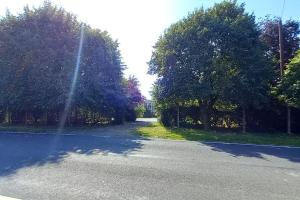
xmin=208 ymin=1 xmax=273 ymax=109
xmin=255 ymin=17 xmax=300 ymax=133
xmin=134 ymin=104 xmax=146 ymax=118
xmin=149 ymin=1 xmax=273 ymax=130
xmin=135 ymin=122 xmax=300 ymax=147
xmin=160 ymin=107 xmax=177 ymax=127
xmin=0 ymin=2 xmax=128 ymax=125
xmin=273 ymin=51 xmax=300 ymax=108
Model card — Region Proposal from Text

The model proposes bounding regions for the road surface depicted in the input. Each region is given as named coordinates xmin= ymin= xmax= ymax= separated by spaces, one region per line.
xmin=0 ymin=120 xmax=299 ymax=200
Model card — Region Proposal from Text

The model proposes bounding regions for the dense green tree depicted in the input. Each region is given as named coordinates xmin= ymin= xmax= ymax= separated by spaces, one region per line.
xmin=273 ymin=51 xmax=300 ymax=108
xmin=0 ymin=3 xmax=78 ymax=122
xmin=207 ymin=1 xmax=273 ymax=132
xmin=0 ymin=2 xmax=128 ymax=125
xmin=149 ymin=1 xmax=273 ymax=132
xmin=259 ymin=18 xmax=300 ymax=133
xmin=149 ymin=8 xmax=218 ymax=129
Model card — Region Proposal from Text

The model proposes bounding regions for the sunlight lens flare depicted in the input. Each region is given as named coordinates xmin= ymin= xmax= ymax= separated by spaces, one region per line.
xmin=58 ymin=24 xmax=85 ymax=133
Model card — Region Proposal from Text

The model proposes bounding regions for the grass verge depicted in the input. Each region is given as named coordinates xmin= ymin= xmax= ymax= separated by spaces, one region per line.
xmin=0 ymin=125 xmax=57 ymax=133
xmin=135 ymin=122 xmax=300 ymax=147
xmin=0 ymin=124 xmax=105 ymax=134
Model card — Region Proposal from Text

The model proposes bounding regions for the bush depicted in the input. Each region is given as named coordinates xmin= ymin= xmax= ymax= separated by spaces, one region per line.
xmin=134 ymin=104 xmax=146 ymax=118
xmin=160 ymin=108 xmax=176 ymax=127
xmin=125 ymin=108 xmax=137 ymax=122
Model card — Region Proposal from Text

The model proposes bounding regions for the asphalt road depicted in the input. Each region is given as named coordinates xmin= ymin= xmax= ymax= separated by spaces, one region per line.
xmin=0 ymin=120 xmax=299 ymax=200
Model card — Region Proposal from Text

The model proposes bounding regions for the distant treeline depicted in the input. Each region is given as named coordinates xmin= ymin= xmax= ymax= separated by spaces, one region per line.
xmin=0 ymin=2 xmax=143 ymax=126
xmin=149 ymin=1 xmax=300 ymax=133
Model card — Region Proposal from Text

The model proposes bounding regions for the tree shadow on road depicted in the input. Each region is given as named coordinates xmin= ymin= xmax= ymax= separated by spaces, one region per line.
xmin=204 ymin=142 xmax=300 ymax=163
xmin=0 ymin=123 xmax=148 ymax=177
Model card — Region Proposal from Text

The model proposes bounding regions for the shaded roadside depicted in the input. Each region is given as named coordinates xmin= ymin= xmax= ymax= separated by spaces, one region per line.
xmin=0 ymin=119 xmax=155 ymax=136
xmin=0 ymin=120 xmax=154 ymax=177
xmin=203 ymin=142 xmax=300 ymax=163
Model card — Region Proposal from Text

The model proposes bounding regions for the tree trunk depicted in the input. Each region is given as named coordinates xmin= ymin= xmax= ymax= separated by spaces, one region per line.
xmin=177 ymin=106 xmax=180 ymax=128
xmin=287 ymin=106 xmax=291 ymax=134
xmin=203 ymin=112 xmax=209 ymax=130
xmin=92 ymin=112 xmax=96 ymax=124
xmin=5 ymin=108 xmax=11 ymax=124
xmin=201 ymin=103 xmax=210 ymax=131
xmin=25 ymin=112 xmax=29 ymax=125
xmin=34 ymin=115 xmax=38 ymax=124
xmin=67 ymin=114 xmax=71 ymax=126
xmin=75 ymin=107 xmax=78 ymax=125
xmin=242 ymin=106 xmax=246 ymax=133
xmin=43 ymin=112 xmax=48 ymax=125
xmin=57 ymin=111 xmax=60 ymax=124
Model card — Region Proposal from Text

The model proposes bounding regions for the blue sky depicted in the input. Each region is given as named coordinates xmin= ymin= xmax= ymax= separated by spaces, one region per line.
xmin=176 ymin=0 xmax=300 ymax=22
xmin=0 ymin=0 xmax=299 ymax=99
